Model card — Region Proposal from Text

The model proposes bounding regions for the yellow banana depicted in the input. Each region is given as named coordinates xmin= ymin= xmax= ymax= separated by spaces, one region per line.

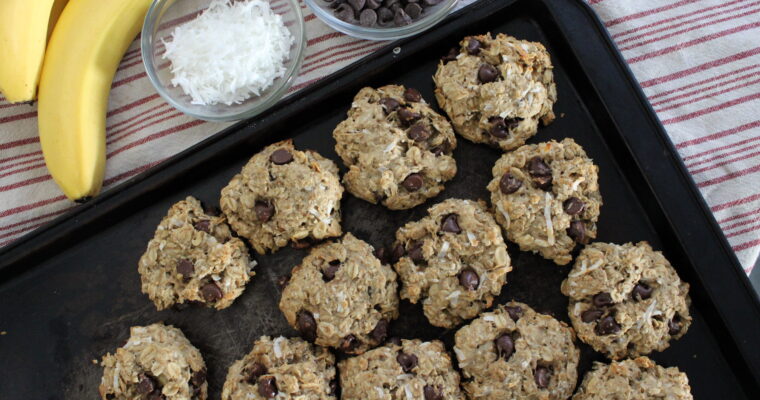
xmin=38 ymin=0 xmax=152 ymax=201
xmin=0 ymin=0 xmax=69 ymax=103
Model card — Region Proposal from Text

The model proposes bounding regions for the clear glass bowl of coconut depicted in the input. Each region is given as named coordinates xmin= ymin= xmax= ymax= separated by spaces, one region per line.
xmin=142 ymin=0 xmax=306 ymax=121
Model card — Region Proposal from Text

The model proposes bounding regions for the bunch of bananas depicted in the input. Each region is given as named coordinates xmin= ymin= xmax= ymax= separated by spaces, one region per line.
xmin=0 ymin=0 xmax=153 ymax=201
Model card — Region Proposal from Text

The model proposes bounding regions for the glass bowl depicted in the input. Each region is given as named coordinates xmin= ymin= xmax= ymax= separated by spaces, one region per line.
xmin=141 ymin=0 xmax=306 ymax=121
xmin=304 ymin=0 xmax=458 ymax=41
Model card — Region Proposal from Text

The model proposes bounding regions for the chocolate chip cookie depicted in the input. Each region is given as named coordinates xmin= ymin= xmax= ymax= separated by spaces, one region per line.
xmin=220 ymin=140 xmax=344 ymax=254
xmin=488 ymin=138 xmax=602 ymax=265
xmin=434 ymin=33 xmax=557 ymax=151
xmin=138 ymin=196 xmax=255 ymax=310
xmin=392 ymin=198 xmax=511 ymax=328
xmin=222 ymin=336 xmax=336 ymax=400
xmin=561 ymin=242 xmax=691 ymax=360
xmin=573 ymin=357 xmax=693 ymax=400
xmin=333 ymin=85 xmax=457 ymax=210
xmin=99 ymin=323 xmax=207 ymax=400
xmin=339 ymin=339 xmax=466 ymax=400
xmin=453 ymin=302 xmax=579 ymax=400
xmin=279 ymin=233 xmax=399 ymax=354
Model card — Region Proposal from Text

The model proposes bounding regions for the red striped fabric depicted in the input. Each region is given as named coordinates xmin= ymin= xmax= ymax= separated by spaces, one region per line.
xmin=0 ymin=0 xmax=758 ymax=274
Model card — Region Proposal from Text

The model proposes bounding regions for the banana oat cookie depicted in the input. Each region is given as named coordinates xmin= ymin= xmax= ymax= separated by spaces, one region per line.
xmin=454 ymin=302 xmax=579 ymax=400
xmin=279 ymin=233 xmax=399 ymax=354
xmin=138 ymin=196 xmax=254 ymax=310
xmin=220 ymin=140 xmax=344 ymax=254
xmin=221 ymin=336 xmax=336 ymax=400
xmin=333 ymin=85 xmax=457 ymax=210
xmin=434 ymin=33 xmax=557 ymax=151
xmin=488 ymin=138 xmax=601 ymax=265
xmin=99 ymin=323 xmax=207 ymax=400
xmin=392 ymin=198 xmax=511 ymax=328
xmin=339 ymin=339 xmax=466 ymax=400
xmin=573 ymin=357 xmax=693 ymax=400
xmin=561 ymin=242 xmax=691 ymax=360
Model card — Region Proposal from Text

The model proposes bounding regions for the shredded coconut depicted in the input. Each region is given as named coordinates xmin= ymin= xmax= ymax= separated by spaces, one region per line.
xmin=571 ymin=177 xmax=585 ymax=191
xmin=466 ymin=231 xmax=478 ymax=246
xmin=163 ymin=0 xmax=294 ymax=105
xmin=544 ymin=192 xmax=555 ymax=245
xmin=496 ymin=202 xmax=511 ymax=229
xmin=454 ymin=347 xmax=467 ymax=361
xmin=638 ymin=300 xmax=658 ymax=329
xmin=482 ymin=315 xmax=496 ymax=322
xmin=438 ymin=241 xmax=450 ymax=258
xmin=446 ymin=290 xmax=461 ymax=300
xmin=404 ymin=384 xmax=414 ymax=400
xmin=273 ymin=336 xmax=284 ymax=358
xmin=112 ymin=363 xmax=120 ymax=390
xmin=569 ymin=259 xmax=604 ymax=277
xmin=384 ymin=140 xmax=397 ymax=153
xmin=375 ymin=387 xmax=385 ymax=398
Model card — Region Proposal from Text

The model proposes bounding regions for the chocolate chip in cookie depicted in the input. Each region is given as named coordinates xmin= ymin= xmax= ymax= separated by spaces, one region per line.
xmin=270 ymin=149 xmax=293 ymax=165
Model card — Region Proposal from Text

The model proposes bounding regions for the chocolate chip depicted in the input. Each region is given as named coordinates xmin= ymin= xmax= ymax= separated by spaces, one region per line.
xmin=396 ymin=352 xmax=418 ymax=372
xmin=393 ymin=8 xmax=412 ymax=26
xmin=441 ymin=47 xmax=458 ymax=63
xmin=397 ymin=107 xmax=421 ymax=126
xmin=190 ymin=368 xmax=206 ymax=388
xmin=200 ymin=282 xmax=223 ymax=303
xmin=592 ymin=292 xmax=613 ymax=308
xmin=505 ymin=305 xmax=523 ymax=321
xmin=407 ymin=241 xmax=424 ymax=263
xmin=377 ymin=7 xmax=394 ymax=25
xmin=348 ymin=0 xmax=365 ymax=11
xmin=254 ymin=201 xmax=275 ymax=222
xmin=581 ymin=309 xmax=603 ymax=323
xmin=632 ymin=282 xmax=653 ymax=301
xmin=106 ymin=394 xmax=116 ymax=400
xmin=459 ymin=267 xmax=479 ymax=290
xmin=500 ymin=173 xmax=522 ymax=194
xmin=335 ymin=3 xmax=356 ymax=23
xmin=258 ymin=376 xmax=278 ymax=398
xmin=440 ymin=213 xmax=461 ymax=233
xmin=595 ymin=315 xmax=621 ymax=335
xmin=534 ymin=366 xmax=551 ymax=389
xmin=177 ymin=259 xmax=194 ymax=281
xmin=340 ymin=334 xmax=360 ymax=353
xmin=423 ymin=385 xmax=443 ymax=400
xmin=383 ymin=0 xmax=398 ymax=5
xmin=403 ymin=87 xmax=422 ymax=102
xmin=563 ymin=197 xmax=585 ymax=215
xmin=391 ymin=243 xmax=405 ymax=263
xmin=527 ymin=157 xmax=552 ymax=190
xmin=137 ymin=374 xmax=157 ymax=394
xmin=359 ymin=9 xmax=377 ymax=26
xmin=193 ymin=219 xmax=210 ymax=232
xmin=407 ymin=123 xmax=431 ymax=142
xmin=430 ymin=141 xmax=449 ymax=156
xmin=488 ymin=116 xmax=508 ymax=139
xmin=402 ymin=173 xmax=424 ymax=192
xmin=477 ymin=64 xmax=499 ymax=83
xmin=146 ymin=392 xmax=165 ymax=400
xmin=323 ymin=260 xmax=341 ymax=282
xmin=247 ymin=363 xmax=268 ymax=383
xmin=495 ymin=334 xmax=514 ymax=360
xmin=404 ymin=3 xmax=422 ymax=19
xmin=297 ymin=310 xmax=317 ymax=341
xmin=328 ymin=0 xmax=344 ymax=8
xmin=366 ymin=0 xmax=381 ymax=9
xmin=270 ymin=149 xmax=293 ymax=165
xmin=388 ymin=336 xmax=402 ymax=346
xmin=277 ymin=274 xmax=291 ymax=290
xmin=422 ymin=0 xmax=442 ymax=5
xmin=329 ymin=379 xmax=339 ymax=395
xmin=379 ymin=97 xmax=400 ymax=113
xmin=466 ymin=38 xmax=482 ymax=55
xmin=567 ymin=221 xmax=587 ymax=244
xmin=669 ymin=315 xmax=682 ymax=335
xmin=374 ymin=247 xmax=389 ymax=264
xmin=371 ymin=319 xmax=389 ymax=343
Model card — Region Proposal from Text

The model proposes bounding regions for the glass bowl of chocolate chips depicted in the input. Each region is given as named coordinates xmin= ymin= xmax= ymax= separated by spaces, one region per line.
xmin=304 ymin=0 xmax=458 ymax=40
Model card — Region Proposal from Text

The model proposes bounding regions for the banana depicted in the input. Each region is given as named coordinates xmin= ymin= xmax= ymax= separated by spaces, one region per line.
xmin=0 ymin=0 xmax=69 ymax=103
xmin=38 ymin=0 xmax=152 ymax=201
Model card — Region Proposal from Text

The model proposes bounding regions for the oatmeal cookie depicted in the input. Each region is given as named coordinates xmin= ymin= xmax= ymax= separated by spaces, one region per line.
xmin=279 ymin=233 xmax=399 ymax=354
xmin=454 ymin=302 xmax=579 ymax=400
xmin=221 ymin=336 xmax=336 ymax=400
xmin=392 ymin=198 xmax=511 ymax=328
xmin=434 ymin=33 xmax=557 ymax=151
xmin=561 ymin=242 xmax=691 ymax=360
xmin=333 ymin=85 xmax=457 ymax=210
xmin=488 ymin=138 xmax=601 ymax=265
xmin=339 ymin=339 xmax=466 ymax=400
xmin=138 ymin=196 xmax=254 ymax=310
xmin=573 ymin=357 xmax=693 ymax=400
xmin=220 ymin=140 xmax=343 ymax=254
xmin=99 ymin=323 xmax=207 ymax=400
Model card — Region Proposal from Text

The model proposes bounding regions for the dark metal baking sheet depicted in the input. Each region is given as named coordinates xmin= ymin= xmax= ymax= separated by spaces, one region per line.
xmin=1 ymin=0 xmax=759 ymax=398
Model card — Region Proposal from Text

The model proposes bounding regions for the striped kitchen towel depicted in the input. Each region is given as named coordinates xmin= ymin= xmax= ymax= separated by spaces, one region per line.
xmin=0 ymin=0 xmax=758 ymax=273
